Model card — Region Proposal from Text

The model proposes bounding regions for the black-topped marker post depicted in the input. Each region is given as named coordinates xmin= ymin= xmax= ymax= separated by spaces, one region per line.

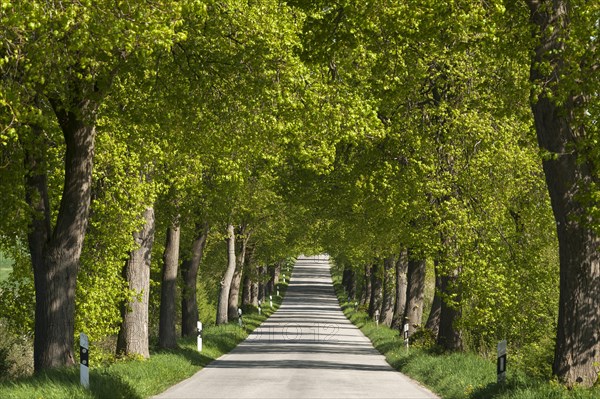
xmin=80 ymin=332 xmax=89 ymax=389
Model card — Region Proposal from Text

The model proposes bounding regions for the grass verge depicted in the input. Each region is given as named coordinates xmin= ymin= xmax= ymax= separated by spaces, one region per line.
xmin=0 ymin=252 xmax=13 ymax=282
xmin=0 ymin=282 xmax=288 ymax=399
xmin=333 ymin=280 xmax=599 ymax=399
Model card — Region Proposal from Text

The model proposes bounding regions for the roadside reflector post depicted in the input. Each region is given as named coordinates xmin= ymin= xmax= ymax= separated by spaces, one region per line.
xmin=238 ymin=308 xmax=243 ymax=327
xmin=258 ymin=300 xmax=262 ymax=315
xmin=270 ymin=295 xmax=273 ymax=308
xmin=375 ymin=310 xmax=380 ymax=327
xmin=497 ymin=340 xmax=507 ymax=383
xmin=197 ymin=321 xmax=203 ymax=352
xmin=80 ymin=333 xmax=89 ymax=389
xmin=403 ymin=323 xmax=410 ymax=351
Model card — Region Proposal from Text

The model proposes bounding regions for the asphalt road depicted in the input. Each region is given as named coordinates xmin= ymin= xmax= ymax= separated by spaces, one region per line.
xmin=154 ymin=255 xmax=439 ymax=399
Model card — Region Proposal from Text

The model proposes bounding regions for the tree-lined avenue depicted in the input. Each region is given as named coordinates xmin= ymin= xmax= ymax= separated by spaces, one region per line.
xmin=155 ymin=255 xmax=437 ymax=399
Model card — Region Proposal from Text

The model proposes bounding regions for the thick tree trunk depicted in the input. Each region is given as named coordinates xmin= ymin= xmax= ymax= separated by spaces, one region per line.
xmin=216 ymin=224 xmax=236 ymax=325
xmin=228 ymin=270 xmax=243 ymax=320
xmin=25 ymin=101 xmax=97 ymax=371
xmin=258 ymin=265 xmax=267 ymax=302
xmin=228 ymin=227 xmax=249 ymax=320
xmin=267 ymin=261 xmax=282 ymax=297
xmin=241 ymin=244 xmax=256 ymax=307
xmin=404 ymin=252 xmax=426 ymax=335
xmin=425 ymin=260 xmax=442 ymax=336
xmin=391 ymin=251 xmax=408 ymax=330
xmin=181 ymin=223 xmax=208 ymax=337
xmin=347 ymin=268 xmax=356 ymax=299
xmin=117 ymin=207 xmax=155 ymax=358
xmin=342 ymin=265 xmax=352 ymax=294
xmin=380 ymin=256 xmax=395 ymax=327
xmin=251 ymin=281 xmax=259 ymax=307
xmin=368 ymin=262 xmax=383 ymax=320
xmin=158 ymin=223 xmax=180 ymax=349
xmin=437 ymin=271 xmax=462 ymax=351
xmin=360 ymin=264 xmax=372 ymax=307
xmin=528 ymin=0 xmax=600 ymax=386
xmin=242 ymin=274 xmax=252 ymax=307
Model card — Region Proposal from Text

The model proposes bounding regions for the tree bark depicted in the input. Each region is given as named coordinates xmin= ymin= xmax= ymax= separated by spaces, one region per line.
xmin=342 ymin=265 xmax=352 ymax=295
xmin=404 ymin=252 xmax=426 ymax=335
xmin=25 ymin=100 xmax=98 ymax=371
xmin=242 ymin=274 xmax=252 ymax=307
xmin=425 ymin=260 xmax=442 ymax=336
xmin=267 ymin=261 xmax=282 ymax=297
xmin=360 ymin=264 xmax=372 ymax=307
xmin=228 ymin=226 xmax=249 ymax=320
xmin=251 ymin=281 xmax=259 ymax=307
xmin=527 ymin=0 xmax=600 ymax=387
xmin=158 ymin=223 xmax=180 ymax=349
xmin=117 ymin=207 xmax=155 ymax=358
xmin=368 ymin=262 xmax=383 ymax=320
xmin=437 ymin=271 xmax=462 ymax=351
xmin=258 ymin=265 xmax=267 ymax=302
xmin=216 ymin=224 xmax=236 ymax=325
xmin=391 ymin=250 xmax=408 ymax=330
xmin=241 ymin=243 xmax=256 ymax=307
xmin=380 ymin=256 xmax=395 ymax=327
xmin=181 ymin=222 xmax=209 ymax=337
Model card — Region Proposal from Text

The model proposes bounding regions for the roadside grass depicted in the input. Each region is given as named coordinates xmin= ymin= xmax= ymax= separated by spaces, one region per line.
xmin=0 ymin=252 xmax=13 ymax=282
xmin=0 ymin=281 xmax=288 ymax=399
xmin=333 ymin=280 xmax=599 ymax=399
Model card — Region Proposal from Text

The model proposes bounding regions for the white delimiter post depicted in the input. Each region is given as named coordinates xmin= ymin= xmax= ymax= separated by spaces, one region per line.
xmin=403 ymin=323 xmax=410 ymax=351
xmin=197 ymin=321 xmax=203 ymax=352
xmin=80 ymin=333 xmax=89 ymax=389
xmin=497 ymin=340 xmax=507 ymax=383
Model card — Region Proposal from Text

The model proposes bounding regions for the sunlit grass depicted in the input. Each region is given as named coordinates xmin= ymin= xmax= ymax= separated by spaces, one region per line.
xmin=0 ymin=283 xmax=287 ymax=399
xmin=333 ymin=280 xmax=599 ymax=399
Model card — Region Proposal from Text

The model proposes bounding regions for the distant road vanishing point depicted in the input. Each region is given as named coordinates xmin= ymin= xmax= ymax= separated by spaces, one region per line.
xmin=155 ymin=255 xmax=439 ymax=399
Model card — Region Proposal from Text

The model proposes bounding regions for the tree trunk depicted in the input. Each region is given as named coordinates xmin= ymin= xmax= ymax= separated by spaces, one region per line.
xmin=437 ymin=271 xmax=462 ymax=351
xmin=25 ymin=101 xmax=98 ymax=371
xmin=425 ymin=260 xmax=442 ymax=336
xmin=181 ymin=223 xmax=209 ymax=337
xmin=242 ymin=274 xmax=252 ymax=307
xmin=216 ymin=224 xmax=236 ymax=325
xmin=158 ymin=223 xmax=180 ymax=349
xmin=404 ymin=252 xmax=426 ymax=335
xmin=527 ymin=0 xmax=600 ymax=386
xmin=391 ymin=250 xmax=408 ymax=330
xmin=117 ymin=207 xmax=155 ymax=358
xmin=368 ymin=262 xmax=383 ymax=320
xmin=267 ymin=261 xmax=282 ymax=297
xmin=241 ymin=243 xmax=256 ymax=307
xmin=228 ymin=227 xmax=249 ymax=320
xmin=360 ymin=264 xmax=372 ymax=307
xmin=347 ymin=268 xmax=356 ymax=299
xmin=380 ymin=256 xmax=395 ymax=327
xmin=251 ymin=281 xmax=259 ymax=307
xmin=342 ymin=265 xmax=352 ymax=295
xmin=258 ymin=265 xmax=267 ymax=302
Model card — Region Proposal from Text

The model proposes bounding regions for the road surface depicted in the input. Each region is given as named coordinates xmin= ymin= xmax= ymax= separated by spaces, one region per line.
xmin=155 ymin=255 xmax=439 ymax=399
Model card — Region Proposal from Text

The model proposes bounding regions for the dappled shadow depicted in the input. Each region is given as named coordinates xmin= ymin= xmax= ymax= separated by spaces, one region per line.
xmin=206 ymin=358 xmax=395 ymax=372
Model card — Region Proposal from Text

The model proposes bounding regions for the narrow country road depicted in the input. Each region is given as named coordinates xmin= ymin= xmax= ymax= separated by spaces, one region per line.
xmin=154 ymin=255 xmax=439 ymax=399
